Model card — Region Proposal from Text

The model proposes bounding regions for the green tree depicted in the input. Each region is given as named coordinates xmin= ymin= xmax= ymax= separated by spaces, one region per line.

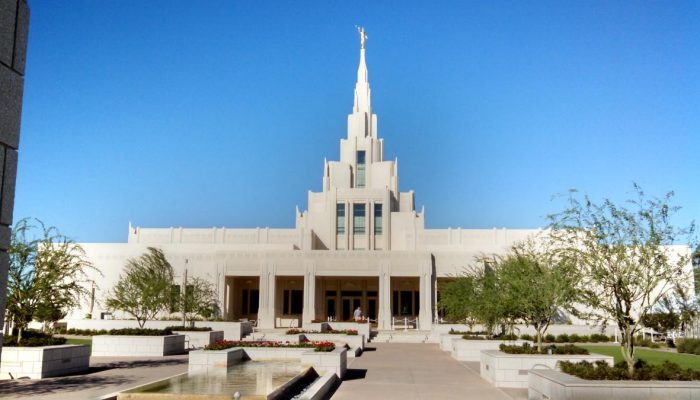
xmin=548 ymin=185 xmax=695 ymax=374
xmin=174 ymin=276 xmax=218 ymax=326
xmin=6 ymin=218 xmax=96 ymax=343
xmin=105 ymin=247 xmax=174 ymax=328
xmin=497 ymin=241 xmax=579 ymax=351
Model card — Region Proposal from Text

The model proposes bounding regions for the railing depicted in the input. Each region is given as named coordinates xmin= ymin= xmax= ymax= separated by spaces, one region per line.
xmin=392 ymin=317 xmax=418 ymax=331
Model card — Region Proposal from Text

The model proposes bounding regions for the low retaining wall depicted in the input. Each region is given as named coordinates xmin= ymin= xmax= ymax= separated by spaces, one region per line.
xmin=528 ymin=369 xmax=700 ymax=400
xmin=92 ymin=335 xmax=185 ymax=357
xmin=298 ymin=371 xmax=340 ymax=400
xmin=0 ymin=344 xmax=90 ymax=379
xmin=451 ymin=339 xmax=529 ymax=362
xmin=302 ymin=322 xmax=371 ymax=338
xmin=188 ymin=346 xmax=348 ymax=378
xmin=246 ymin=333 xmax=305 ymax=343
xmin=172 ymin=330 xmax=224 ymax=349
xmin=480 ymin=350 xmax=614 ymax=388
xmin=438 ymin=334 xmax=463 ymax=351
xmin=64 ymin=320 xmax=252 ymax=340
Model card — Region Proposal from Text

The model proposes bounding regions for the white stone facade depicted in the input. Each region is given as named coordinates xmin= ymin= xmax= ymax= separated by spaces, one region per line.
xmin=91 ymin=335 xmax=185 ymax=357
xmin=0 ymin=345 xmax=90 ymax=379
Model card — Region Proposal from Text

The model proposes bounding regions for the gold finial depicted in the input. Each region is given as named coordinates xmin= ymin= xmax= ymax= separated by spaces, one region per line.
xmin=356 ymin=26 xmax=367 ymax=49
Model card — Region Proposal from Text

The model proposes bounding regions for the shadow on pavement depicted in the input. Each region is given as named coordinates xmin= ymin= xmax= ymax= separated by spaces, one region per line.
xmin=342 ymin=368 xmax=367 ymax=381
xmin=0 ymin=374 xmax=131 ymax=397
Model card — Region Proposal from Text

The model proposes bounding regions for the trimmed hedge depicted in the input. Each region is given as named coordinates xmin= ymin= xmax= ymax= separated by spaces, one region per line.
xmin=560 ymin=359 xmax=700 ymax=381
xmin=676 ymin=338 xmax=700 ymax=355
xmin=286 ymin=328 xmax=358 ymax=335
xmin=166 ymin=326 xmax=213 ymax=332
xmin=60 ymin=328 xmax=174 ymax=336
xmin=529 ymin=333 xmax=612 ymax=343
xmin=499 ymin=343 xmax=589 ymax=355
xmin=3 ymin=330 xmax=67 ymax=347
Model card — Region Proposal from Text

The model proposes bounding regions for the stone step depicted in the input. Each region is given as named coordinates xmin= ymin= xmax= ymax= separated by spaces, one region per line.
xmin=373 ymin=330 xmax=433 ymax=343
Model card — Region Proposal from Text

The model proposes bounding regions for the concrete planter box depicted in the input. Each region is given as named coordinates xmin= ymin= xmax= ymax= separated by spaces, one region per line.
xmin=172 ymin=330 xmax=224 ymax=349
xmin=91 ymin=334 xmax=185 ymax=357
xmin=439 ymin=334 xmax=463 ymax=351
xmin=528 ymin=369 xmax=700 ymax=400
xmin=451 ymin=339 xmax=529 ymax=362
xmin=246 ymin=333 xmax=305 ymax=343
xmin=65 ymin=320 xmax=252 ymax=340
xmin=188 ymin=346 xmax=348 ymax=379
xmin=188 ymin=347 xmax=244 ymax=373
xmin=0 ymin=344 xmax=90 ymax=379
xmin=303 ymin=322 xmax=371 ymax=339
xmin=301 ymin=347 xmax=347 ymax=378
xmin=303 ymin=333 xmax=365 ymax=351
xmin=480 ymin=350 xmax=614 ymax=388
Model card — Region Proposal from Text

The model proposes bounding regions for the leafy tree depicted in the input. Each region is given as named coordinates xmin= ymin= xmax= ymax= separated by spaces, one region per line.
xmin=5 ymin=218 xmax=96 ymax=343
xmin=105 ymin=247 xmax=174 ymax=328
xmin=174 ymin=277 xmax=218 ymax=326
xmin=548 ymin=185 xmax=695 ymax=374
xmin=640 ymin=311 xmax=679 ymax=333
xmin=497 ymin=241 xmax=579 ymax=351
xmin=438 ymin=276 xmax=478 ymax=326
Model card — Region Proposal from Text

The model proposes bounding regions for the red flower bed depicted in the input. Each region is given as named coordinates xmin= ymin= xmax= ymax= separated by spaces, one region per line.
xmin=205 ymin=340 xmax=335 ymax=352
xmin=285 ymin=328 xmax=358 ymax=335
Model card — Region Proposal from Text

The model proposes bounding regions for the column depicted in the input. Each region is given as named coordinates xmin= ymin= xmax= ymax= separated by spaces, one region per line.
xmin=257 ymin=262 xmax=276 ymax=329
xmin=302 ymin=262 xmax=316 ymax=324
xmin=225 ymin=277 xmax=235 ymax=321
xmin=418 ymin=260 xmax=433 ymax=330
xmin=377 ymin=264 xmax=391 ymax=330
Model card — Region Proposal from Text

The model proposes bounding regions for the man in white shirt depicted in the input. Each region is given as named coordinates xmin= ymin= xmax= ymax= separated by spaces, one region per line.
xmin=353 ymin=306 xmax=363 ymax=321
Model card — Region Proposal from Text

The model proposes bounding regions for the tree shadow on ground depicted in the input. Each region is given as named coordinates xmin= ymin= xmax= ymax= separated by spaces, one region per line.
xmin=0 ymin=374 xmax=132 ymax=396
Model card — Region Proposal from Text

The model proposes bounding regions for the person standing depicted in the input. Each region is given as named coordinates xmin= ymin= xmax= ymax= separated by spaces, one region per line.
xmin=353 ymin=306 xmax=363 ymax=321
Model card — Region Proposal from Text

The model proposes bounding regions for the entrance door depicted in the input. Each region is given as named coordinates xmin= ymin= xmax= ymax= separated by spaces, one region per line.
xmin=367 ymin=298 xmax=377 ymax=320
xmin=326 ymin=298 xmax=336 ymax=319
xmin=342 ymin=297 xmax=362 ymax=321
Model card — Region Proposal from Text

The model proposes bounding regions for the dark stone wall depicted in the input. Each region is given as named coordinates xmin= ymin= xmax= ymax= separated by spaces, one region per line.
xmin=0 ymin=0 xmax=29 ymax=357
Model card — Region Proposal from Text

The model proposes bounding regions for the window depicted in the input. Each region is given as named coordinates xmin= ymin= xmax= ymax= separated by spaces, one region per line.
xmin=374 ymin=204 xmax=382 ymax=235
xmin=353 ymin=204 xmax=366 ymax=234
xmin=283 ymin=289 xmax=304 ymax=315
xmin=336 ymin=204 xmax=345 ymax=234
xmin=356 ymin=151 xmax=366 ymax=188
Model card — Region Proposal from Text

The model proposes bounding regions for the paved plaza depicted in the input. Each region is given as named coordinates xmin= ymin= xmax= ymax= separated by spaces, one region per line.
xmin=0 ymin=354 xmax=188 ymax=400
xmin=332 ymin=343 xmax=526 ymax=400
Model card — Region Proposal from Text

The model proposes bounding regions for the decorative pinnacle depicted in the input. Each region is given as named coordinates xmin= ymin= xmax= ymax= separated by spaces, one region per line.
xmin=356 ymin=26 xmax=367 ymax=49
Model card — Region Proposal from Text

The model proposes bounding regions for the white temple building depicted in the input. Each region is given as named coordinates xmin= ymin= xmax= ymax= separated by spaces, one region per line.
xmin=73 ymin=31 xmax=545 ymax=330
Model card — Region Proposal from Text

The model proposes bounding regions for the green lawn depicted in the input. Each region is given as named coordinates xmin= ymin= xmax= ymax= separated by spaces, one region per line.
xmin=580 ymin=345 xmax=700 ymax=371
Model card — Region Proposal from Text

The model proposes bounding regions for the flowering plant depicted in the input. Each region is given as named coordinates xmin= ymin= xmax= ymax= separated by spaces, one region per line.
xmin=204 ymin=340 xmax=335 ymax=352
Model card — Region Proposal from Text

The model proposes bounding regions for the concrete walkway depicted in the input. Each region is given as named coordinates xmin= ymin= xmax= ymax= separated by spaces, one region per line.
xmin=332 ymin=343 xmax=526 ymax=400
xmin=0 ymin=355 xmax=188 ymax=400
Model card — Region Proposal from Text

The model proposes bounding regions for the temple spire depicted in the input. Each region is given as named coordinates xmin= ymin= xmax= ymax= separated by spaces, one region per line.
xmin=353 ymin=26 xmax=371 ymax=114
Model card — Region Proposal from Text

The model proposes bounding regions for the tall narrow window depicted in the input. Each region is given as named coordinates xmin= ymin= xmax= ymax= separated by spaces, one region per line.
xmin=353 ymin=204 xmax=366 ymax=234
xmin=374 ymin=204 xmax=382 ymax=235
xmin=356 ymin=151 xmax=366 ymax=188
xmin=336 ymin=203 xmax=345 ymax=234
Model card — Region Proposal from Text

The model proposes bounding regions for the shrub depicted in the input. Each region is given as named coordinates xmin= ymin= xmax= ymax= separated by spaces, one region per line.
xmin=544 ymin=334 xmax=556 ymax=343
xmin=677 ymin=338 xmax=700 ymax=355
xmin=560 ymin=359 xmax=700 ymax=381
xmin=520 ymin=334 xmax=533 ymax=341
xmin=556 ymin=334 xmax=570 ymax=343
xmin=589 ymin=333 xmax=610 ymax=343
xmin=166 ymin=326 xmax=212 ymax=332
xmin=568 ymin=334 xmax=580 ymax=343
xmin=2 ymin=330 xmax=67 ymax=347
xmin=499 ymin=343 xmax=589 ymax=355
xmin=462 ymin=335 xmax=486 ymax=340
xmin=666 ymin=338 xmax=676 ymax=348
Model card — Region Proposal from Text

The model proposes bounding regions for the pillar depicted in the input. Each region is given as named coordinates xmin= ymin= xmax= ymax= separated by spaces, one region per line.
xmin=302 ymin=262 xmax=316 ymax=324
xmin=257 ymin=262 xmax=276 ymax=329
xmin=377 ymin=264 xmax=391 ymax=330
xmin=418 ymin=260 xmax=433 ymax=330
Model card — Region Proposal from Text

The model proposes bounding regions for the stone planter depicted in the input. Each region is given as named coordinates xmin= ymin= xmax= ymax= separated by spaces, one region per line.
xmin=438 ymin=334 xmax=462 ymax=351
xmin=528 ymin=369 xmax=700 ymax=400
xmin=188 ymin=347 xmax=244 ymax=373
xmin=172 ymin=330 xmax=224 ymax=349
xmin=451 ymin=339 xmax=529 ymax=362
xmin=303 ymin=322 xmax=371 ymax=339
xmin=0 ymin=344 xmax=90 ymax=379
xmin=302 ymin=333 xmax=365 ymax=352
xmin=480 ymin=350 xmax=614 ymax=388
xmin=91 ymin=335 xmax=185 ymax=357
xmin=301 ymin=347 xmax=347 ymax=378
xmin=246 ymin=333 xmax=305 ymax=343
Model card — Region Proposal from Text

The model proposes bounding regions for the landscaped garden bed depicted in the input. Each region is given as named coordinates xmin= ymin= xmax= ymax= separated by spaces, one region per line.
xmin=479 ymin=344 xmax=614 ymax=388
xmin=529 ymin=364 xmax=700 ymax=400
xmin=449 ymin=337 xmax=529 ymax=362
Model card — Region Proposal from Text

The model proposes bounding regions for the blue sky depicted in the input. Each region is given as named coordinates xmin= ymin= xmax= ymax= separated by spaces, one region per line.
xmin=15 ymin=1 xmax=700 ymax=243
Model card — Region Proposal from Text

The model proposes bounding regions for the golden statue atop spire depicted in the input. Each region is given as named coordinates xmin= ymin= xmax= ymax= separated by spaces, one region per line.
xmin=356 ymin=26 xmax=367 ymax=49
